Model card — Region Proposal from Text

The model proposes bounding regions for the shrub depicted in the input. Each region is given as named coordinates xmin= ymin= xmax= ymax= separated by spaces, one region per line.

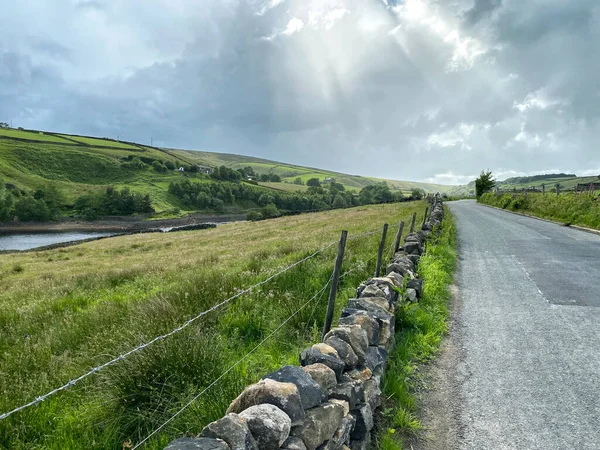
xmin=246 ymin=211 xmax=263 ymax=221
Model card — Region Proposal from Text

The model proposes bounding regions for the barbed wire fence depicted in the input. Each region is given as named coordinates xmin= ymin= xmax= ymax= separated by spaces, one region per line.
xmin=0 ymin=212 xmax=427 ymax=449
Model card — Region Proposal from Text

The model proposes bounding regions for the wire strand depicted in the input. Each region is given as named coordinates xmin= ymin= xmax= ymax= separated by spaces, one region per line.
xmin=0 ymin=240 xmax=339 ymax=421
xmin=132 ymin=277 xmax=334 ymax=449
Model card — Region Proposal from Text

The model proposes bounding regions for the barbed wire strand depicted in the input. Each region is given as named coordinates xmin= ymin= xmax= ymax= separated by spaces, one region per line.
xmin=0 ymin=227 xmax=388 ymax=422
xmin=0 ymin=241 xmax=341 ymax=422
xmin=132 ymin=277 xmax=334 ymax=450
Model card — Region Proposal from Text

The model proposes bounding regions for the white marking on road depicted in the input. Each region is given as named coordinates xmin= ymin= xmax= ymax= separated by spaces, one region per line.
xmin=511 ymin=254 xmax=546 ymax=300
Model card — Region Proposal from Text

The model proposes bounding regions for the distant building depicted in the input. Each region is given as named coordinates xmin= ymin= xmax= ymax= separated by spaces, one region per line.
xmin=197 ymin=165 xmax=213 ymax=175
xmin=322 ymin=177 xmax=335 ymax=184
xmin=178 ymin=167 xmax=185 ymax=172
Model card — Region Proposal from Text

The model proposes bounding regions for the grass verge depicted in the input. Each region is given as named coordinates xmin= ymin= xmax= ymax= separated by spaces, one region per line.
xmin=376 ymin=207 xmax=457 ymax=449
xmin=479 ymin=191 xmax=600 ymax=230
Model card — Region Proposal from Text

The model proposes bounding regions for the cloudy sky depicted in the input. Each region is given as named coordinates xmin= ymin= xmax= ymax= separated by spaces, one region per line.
xmin=2 ymin=0 xmax=599 ymax=184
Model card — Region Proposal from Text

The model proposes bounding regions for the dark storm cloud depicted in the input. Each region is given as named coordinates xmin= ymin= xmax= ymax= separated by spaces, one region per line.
xmin=1 ymin=0 xmax=599 ymax=184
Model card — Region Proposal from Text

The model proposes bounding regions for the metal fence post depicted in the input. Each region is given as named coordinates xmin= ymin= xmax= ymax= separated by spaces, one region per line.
xmin=374 ymin=224 xmax=389 ymax=277
xmin=322 ymin=230 xmax=348 ymax=341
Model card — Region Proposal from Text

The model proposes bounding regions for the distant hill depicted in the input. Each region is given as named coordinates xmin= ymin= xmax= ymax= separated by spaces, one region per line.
xmin=0 ymin=127 xmax=459 ymax=221
xmin=171 ymin=148 xmax=455 ymax=194
xmin=497 ymin=173 xmax=600 ymax=190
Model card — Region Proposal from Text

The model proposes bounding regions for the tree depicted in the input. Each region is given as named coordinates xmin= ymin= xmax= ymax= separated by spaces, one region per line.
xmin=259 ymin=174 xmax=270 ymax=182
xmin=152 ymin=160 xmax=167 ymax=173
xmin=410 ymin=188 xmax=424 ymax=200
xmin=269 ymin=174 xmax=281 ymax=182
xmin=475 ymin=170 xmax=495 ymax=197
xmin=164 ymin=160 xmax=176 ymax=170
xmin=293 ymin=177 xmax=304 ymax=185
xmin=333 ymin=194 xmax=347 ymax=209
xmin=306 ymin=178 xmax=321 ymax=187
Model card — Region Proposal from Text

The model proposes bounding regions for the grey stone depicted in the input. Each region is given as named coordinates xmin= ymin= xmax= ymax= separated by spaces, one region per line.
xmin=349 ymin=403 xmax=373 ymax=440
xmin=365 ymin=346 xmax=388 ymax=376
xmin=239 ymin=404 xmax=291 ymax=450
xmin=263 ymin=365 xmax=326 ymax=410
xmin=330 ymin=381 xmax=364 ymax=410
xmin=357 ymin=284 xmax=386 ymax=299
xmin=338 ymin=314 xmax=380 ymax=346
xmin=347 ymin=298 xmax=390 ymax=316
xmin=331 ymin=415 xmax=356 ymax=449
xmin=291 ymin=402 xmax=345 ymax=450
xmin=407 ymin=254 xmax=421 ymax=266
xmin=404 ymin=241 xmax=421 ymax=255
xmin=324 ymin=336 xmax=358 ymax=369
xmin=405 ymin=288 xmax=418 ymax=303
xmin=282 ymin=436 xmax=308 ymax=450
xmin=200 ymin=413 xmax=258 ymax=450
xmin=363 ymin=377 xmax=382 ymax=411
xmin=349 ymin=432 xmax=371 ymax=450
xmin=227 ymin=379 xmax=305 ymax=426
xmin=345 ymin=367 xmax=372 ymax=383
xmin=302 ymin=363 xmax=337 ymax=395
xmin=323 ymin=326 xmax=369 ymax=366
xmin=300 ymin=347 xmax=345 ymax=380
xmin=164 ymin=438 xmax=229 ymax=450
xmin=406 ymin=278 xmax=423 ymax=298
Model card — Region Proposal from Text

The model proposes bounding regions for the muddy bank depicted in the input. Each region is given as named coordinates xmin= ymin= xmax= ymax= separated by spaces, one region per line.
xmin=0 ymin=213 xmax=246 ymax=235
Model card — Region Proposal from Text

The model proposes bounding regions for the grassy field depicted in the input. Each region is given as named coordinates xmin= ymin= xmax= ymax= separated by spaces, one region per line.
xmin=0 ymin=201 xmax=428 ymax=450
xmin=0 ymin=128 xmax=74 ymax=144
xmin=56 ymin=135 xmax=141 ymax=150
xmin=497 ymin=175 xmax=600 ymax=191
xmin=376 ymin=208 xmax=456 ymax=449
xmin=479 ymin=191 xmax=600 ymax=230
xmin=174 ymin=149 xmax=453 ymax=194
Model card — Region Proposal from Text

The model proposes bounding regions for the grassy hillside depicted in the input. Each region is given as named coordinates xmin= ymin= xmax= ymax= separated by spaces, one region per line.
xmin=172 ymin=149 xmax=454 ymax=194
xmin=0 ymin=128 xmax=455 ymax=221
xmin=496 ymin=173 xmax=600 ymax=191
xmin=0 ymin=201 xmax=427 ymax=449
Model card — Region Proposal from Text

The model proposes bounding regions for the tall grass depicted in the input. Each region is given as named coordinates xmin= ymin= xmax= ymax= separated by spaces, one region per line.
xmin=479 ymin=191 xmax=600 ymax=229
xmin=0 ymin=202 xmax=426 ymax=449
xmin=376 ymin=209 xmax=457 ymax=450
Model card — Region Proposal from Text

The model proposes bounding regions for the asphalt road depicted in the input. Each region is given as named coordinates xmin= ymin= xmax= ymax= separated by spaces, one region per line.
xmin=442 ymin=200 xmax=600 ymax=449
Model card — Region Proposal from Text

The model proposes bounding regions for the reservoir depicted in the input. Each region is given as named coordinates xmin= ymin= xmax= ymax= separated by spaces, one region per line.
xmin=0 ymin=232 xmax=116 ymax=251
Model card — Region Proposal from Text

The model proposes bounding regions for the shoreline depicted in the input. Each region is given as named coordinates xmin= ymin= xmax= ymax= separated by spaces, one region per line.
xmin=0 ymin=213 xmax=246 ymax=235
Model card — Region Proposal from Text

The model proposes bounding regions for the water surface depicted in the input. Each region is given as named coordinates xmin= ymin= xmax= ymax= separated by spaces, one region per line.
xmin=0 ymin=232 xmax=116 ymax=251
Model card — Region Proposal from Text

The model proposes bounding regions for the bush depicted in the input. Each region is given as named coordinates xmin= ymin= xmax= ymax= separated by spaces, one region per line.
xmin=246 ymin=211 xmax=263 ymax=221
xmin=14 ymin=196 xmax=50 ymax=222
xmin=261 ymin=203 xmax=280 ymax=218
xmin=152 ymin=160 xmax=167 ymax=173
xmin=164 ymin=160 xmax=176 ymax=170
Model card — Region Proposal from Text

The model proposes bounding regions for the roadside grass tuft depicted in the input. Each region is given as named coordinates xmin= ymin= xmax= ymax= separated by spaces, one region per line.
xmin=376 ymin=208 xmax=457 ymax=449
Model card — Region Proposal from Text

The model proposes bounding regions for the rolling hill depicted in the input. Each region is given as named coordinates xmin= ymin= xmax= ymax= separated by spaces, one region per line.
xmin=172 ymin=148 xmax=453 ymax=194
xmin=0 ymin=127 xmax=458 ymax=220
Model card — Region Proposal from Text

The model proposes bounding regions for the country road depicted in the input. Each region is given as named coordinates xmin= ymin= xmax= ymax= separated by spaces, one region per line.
xmin=421 ymin=200 xmax=600 ymax=450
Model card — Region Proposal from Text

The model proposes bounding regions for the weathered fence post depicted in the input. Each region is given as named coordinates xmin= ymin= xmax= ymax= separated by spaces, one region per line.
xmin=322 ymin=230 xmax=348 ymax=341
xmin=393 ymin=221 xmax=405 ymax=254
xmin=409 ymin=212 xmax=417 ymax=233
xmin=374 ymin=224 xmax=389 ymax=277
xmin=421 ymin=207 xmax=429 ymax=229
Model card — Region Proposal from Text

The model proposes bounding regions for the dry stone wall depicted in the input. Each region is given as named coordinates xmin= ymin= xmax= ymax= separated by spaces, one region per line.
xmin=165 ymin=200 xmax=445 ymax=450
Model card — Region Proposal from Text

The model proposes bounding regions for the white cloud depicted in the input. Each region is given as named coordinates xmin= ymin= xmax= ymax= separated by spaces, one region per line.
xmin=427 ymin=123 xmax=475 ymax=149
xmin=282 ymin=17 xmax=305 ymax=35
xmin=514 ymin=89 xmax=564 ymax=112
xmin=425 ymin=171 xmax=478 ymax=185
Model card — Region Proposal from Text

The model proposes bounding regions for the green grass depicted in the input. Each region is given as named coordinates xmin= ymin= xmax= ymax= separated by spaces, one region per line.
xmin=174 ymin=149 xmax=455 ymax=194
xmin=56 ymin=135 xmax=140 ymax=150
xmin=256 ymin=182 xmax=310 ymax=192
xmin=0 ymin=201 xmax=428 ymax=450
xmin=0 ymin=128 xmax=73 ymax=144
xmin=497 ymin=175 xmax=600 ymax=191
xmin=376 ymin=208 xmax=457 ymax=450
xmin=479 ymin=191 xmax=600 ymax=230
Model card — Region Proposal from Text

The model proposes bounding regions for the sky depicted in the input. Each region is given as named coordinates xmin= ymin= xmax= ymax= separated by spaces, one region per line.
xmin=1 ymin=0 xmax=599 ymax=185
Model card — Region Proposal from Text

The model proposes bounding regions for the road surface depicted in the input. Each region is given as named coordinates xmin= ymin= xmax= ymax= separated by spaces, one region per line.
xmin=424 ymin=200 xmax=600 ymax=449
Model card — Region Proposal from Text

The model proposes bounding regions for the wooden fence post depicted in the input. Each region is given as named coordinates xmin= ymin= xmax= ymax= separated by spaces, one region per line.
xmin=421 ymin=207 xmax=429 ymax=229
xmin=409 ymin=212 xmax=417 ymax=233
xmin=322 ymin=230 xmax=348 ymax=341
xmin=393 ymin=221 xmax=405 ymax=254
xmin=374 ymin=224 xmax=389 ymax=278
